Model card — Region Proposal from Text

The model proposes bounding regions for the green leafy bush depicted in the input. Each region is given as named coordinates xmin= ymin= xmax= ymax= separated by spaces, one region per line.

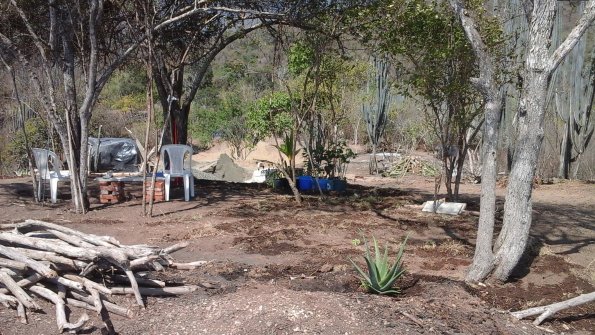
xmin=350 ymin=235 xmax=408 ymax=295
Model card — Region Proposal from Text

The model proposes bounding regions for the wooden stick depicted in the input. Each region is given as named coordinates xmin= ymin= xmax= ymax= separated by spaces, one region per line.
xmin=0 ymin=245 xmax=57 ymax=278
xmin=161 ymin=242 xmax=189 ymax=255
xmin=0 ymin=223 xmax=16 ymax=230
xmin=110 ymin=285 xmax=199 ymax=296
xmin=47 ymin=229 xmax=96 ymax=248
xmin=112 ymin=274 xmax=166 ymax=288
xmin=0 ymin=292 xmax=18 ymax=306
xmin=129 ymin=255 xmax=159 ymax=270
xmin=6 ymin=247 xmax=86 ymax=270
xmin=70 ymin=291 xmax=133 ymax=318
xmin=0 ymin=233 xmax=93 ymax=260
xmin=0 ymin=258 xmax=28 ymax=271
xmin=63 ymin=274 xmax=112 ymax=296
xmin=0 ymin=272 xmax=40 ymax=310
xmin=0 ymin=267 xmax=23 ymax=277
xmin=19 ymin=220 xmax=118 ymax=248
xmin=170 ymin=261 xmax=208 ymax=270
xmin=30 ymin=285 xmax=89 ymax=332
xmin=48 ymin=276 xmax=84 ymax=292
xmin=0 ymin=273 xmax=44 ymax=295
xmin=124 ymin=270 xmax=145 ymax=309
xmin=0 ymin=233 xmax=129 ymax=267
xmin=512 ymin=291 xmax=595 ymax=325
xmin=89 ymin=288 xmax=103 ymax=315
xmin=16 ymin=300 xmax=27 ymax=324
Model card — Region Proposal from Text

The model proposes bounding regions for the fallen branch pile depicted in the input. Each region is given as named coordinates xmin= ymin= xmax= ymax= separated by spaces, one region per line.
xmin=383 ymin=156 xmax=439 ymax=178
xmin=512 ymin=291 xmax=595 ymax=326
xmin=0 ymin=219 xmax=205 ymax=333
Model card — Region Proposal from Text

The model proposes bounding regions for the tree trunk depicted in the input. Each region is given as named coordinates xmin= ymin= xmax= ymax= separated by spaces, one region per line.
xmin=557 ymin=120 xmax=571 ymax=178
xmin=466 ymin=99 xmax=502 ymax=281
xmin=449 ymin=0 xmax=504 ymax=282
xmin=172 ymin=104 xmax=190 ymax=144
xmin=492 ymin=0 xmax=555 ymax=278
xmin=442 ymin=154 xmax=454 ymax=200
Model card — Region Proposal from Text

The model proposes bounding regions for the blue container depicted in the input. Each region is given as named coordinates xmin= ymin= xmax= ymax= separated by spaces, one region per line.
xmin=315 ymin=178 xmax=330 ymax=191
xmin=328 ymin=179 xmax=347 ymax=193
xmin=297 ymin=176 xmax=314 ymax=191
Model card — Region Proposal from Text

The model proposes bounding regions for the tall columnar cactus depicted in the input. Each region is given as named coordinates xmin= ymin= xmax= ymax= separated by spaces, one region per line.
xmin=551 ymin=2 xmax=594 ymax=179
xmin=362 ymin=58 xmax=391 ymax=174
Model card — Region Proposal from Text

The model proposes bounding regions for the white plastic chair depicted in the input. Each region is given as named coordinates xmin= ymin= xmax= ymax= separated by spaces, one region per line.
xmin=32 ymin=148 xmax=71 ymax=203
xmin=160 ymin=144 xmax=194 ymax=201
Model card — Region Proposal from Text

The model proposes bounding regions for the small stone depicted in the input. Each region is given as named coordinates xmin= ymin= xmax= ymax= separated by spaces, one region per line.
xmin=319 ymin=264 xmax=333 ymax=273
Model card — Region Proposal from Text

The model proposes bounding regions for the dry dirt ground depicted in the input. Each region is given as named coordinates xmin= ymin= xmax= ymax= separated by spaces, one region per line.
xmin=0 ymin=157 xmax=593 ymax=334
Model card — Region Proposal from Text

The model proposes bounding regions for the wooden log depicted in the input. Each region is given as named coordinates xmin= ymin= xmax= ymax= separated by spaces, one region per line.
xmin=170 ymin=261 xmax=208 ymax=270
xmin=47 ymin=229 xmax=95 ymax=248
xmin=0 ymin=245 xmax=57 ymax=278
xmin=0 ymin=223 xmax=16 ymax=230
xmin=79 ymin=263 xmax=98 ymax=277
xmin=16 ymin=301 xmax=27 ymax=324
xmin=69 ymin=291 xmax=133 ymax=318
xmin=19 ymin=220 xmax=120 ymax=248
xmin=6 ymin=246 xmax=86 ymax=270
xmin=0 ymin=293 xmax=27 ymax=324
xmin=0 ymin=292 xmax=18 ymax=306
xmin=48 ymin=276 xmax=84 ymax=292
xmin=0 ymin=233 xmax=92 ymax=259
xmin=0 ymin=233 xmax=129 ymax=268
xmin=0 ymin=267 xmax=23 ymax=277
xmin=29 ymin=285 xmax=89 ymax=333
xmin=129 ymin=255 xmax=159 ymax=270
xmin=63 ymin=274 xmax=112 ymax=296
xmin=161 ymin=242 xmax=189 ymax=255
xmin=89 ymin=288 xmax=103 ymax=315
xmin=512 ymin=291 xmax=595 ymax=325
xmin=0 ymin=258 xmax=28 ymax=271
xmin=111 ymin=274 xmax=166 ymax=288
xmin=0 ymin=273 xmax=44 ymax=295
xmin=151 ymin=260 xmax=165 ymax=271
xmin=110 ymin=285 xmax=199 ymax=296
xmin=0 ymin=271 xmax=40 ymax=310
xmin=124 ymin=270 xmax=145 ymax=309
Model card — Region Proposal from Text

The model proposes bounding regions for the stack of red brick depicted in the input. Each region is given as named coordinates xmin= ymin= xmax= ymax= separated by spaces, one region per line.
xmin=99 ymin=181 xmax=125 ymax=204
xmin=145 ymin=180 xmax=165 ymax=202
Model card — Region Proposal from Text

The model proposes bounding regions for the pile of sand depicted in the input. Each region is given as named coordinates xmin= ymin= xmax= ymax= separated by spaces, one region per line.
xmin=192 ymin=153 xmax=251 ymax=182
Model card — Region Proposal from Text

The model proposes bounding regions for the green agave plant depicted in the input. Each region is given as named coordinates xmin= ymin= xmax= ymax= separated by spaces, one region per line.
xmin=349 ymin=235 xmax=409 ymax=295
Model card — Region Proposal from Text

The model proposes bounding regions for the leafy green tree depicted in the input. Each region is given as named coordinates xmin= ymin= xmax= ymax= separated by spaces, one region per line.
xmin=354 ymin=0 xmax=483 ymax=200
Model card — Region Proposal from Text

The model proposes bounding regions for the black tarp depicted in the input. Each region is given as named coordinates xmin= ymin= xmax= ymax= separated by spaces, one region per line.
xmin=88 ymin=137 xmax=139 ymax=172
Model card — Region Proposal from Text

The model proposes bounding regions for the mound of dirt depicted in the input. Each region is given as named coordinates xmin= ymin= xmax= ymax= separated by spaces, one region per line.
xmin=192 ymin=154 xmax=252 ymax=183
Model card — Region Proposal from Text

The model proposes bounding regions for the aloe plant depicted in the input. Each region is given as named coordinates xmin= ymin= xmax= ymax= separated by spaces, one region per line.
xmin=350 ymin=235 xmax=408 ymax=295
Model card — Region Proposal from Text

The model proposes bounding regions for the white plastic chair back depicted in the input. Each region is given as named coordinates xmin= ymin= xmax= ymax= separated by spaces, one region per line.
xmin=31 ymin=148 xmax=69 ymax=203
xmin=161 ymin=145 xmax=192 ymax=177
xmin=32 ymin=148 xmax=64 ymax=180
xmin=160 ymin=144 xmax=194 ymax=201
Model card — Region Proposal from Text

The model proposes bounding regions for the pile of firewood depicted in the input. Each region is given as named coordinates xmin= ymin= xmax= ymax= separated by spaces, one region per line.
xmin=0 ymin=220 xmax=205 ymax=333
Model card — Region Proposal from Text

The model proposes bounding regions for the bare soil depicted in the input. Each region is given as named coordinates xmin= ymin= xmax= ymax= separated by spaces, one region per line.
xmin=0 ymin=158 xmax=593 ymax=334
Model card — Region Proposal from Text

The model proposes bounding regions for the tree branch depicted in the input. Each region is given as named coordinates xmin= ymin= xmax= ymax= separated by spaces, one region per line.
xmin=548 ymin=0 xmax=595 ymax=74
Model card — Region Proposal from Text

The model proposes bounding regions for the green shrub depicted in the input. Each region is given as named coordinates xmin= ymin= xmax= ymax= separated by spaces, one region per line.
xmin=349 ymin=235 xmax=408 ymax=295
xmin=5 ymin=117 xmax=53 ymax=171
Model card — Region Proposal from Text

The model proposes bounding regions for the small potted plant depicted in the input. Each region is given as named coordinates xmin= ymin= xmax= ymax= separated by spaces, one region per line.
xmin=303 ymin=140 xmax=355 ymax=193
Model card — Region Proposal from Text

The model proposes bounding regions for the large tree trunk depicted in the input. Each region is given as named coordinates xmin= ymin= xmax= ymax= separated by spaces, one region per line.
xmin=493 ymin=73 xmax=549 ymax=280
xmin=449 ymin=0 xmax=504 ymax=282
xmin=493 ymin=0 xmax=595 ymax=281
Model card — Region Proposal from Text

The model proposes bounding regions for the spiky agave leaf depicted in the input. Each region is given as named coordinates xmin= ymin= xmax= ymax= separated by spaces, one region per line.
xmin=350 ymin=234 xmax=409 ymax=295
